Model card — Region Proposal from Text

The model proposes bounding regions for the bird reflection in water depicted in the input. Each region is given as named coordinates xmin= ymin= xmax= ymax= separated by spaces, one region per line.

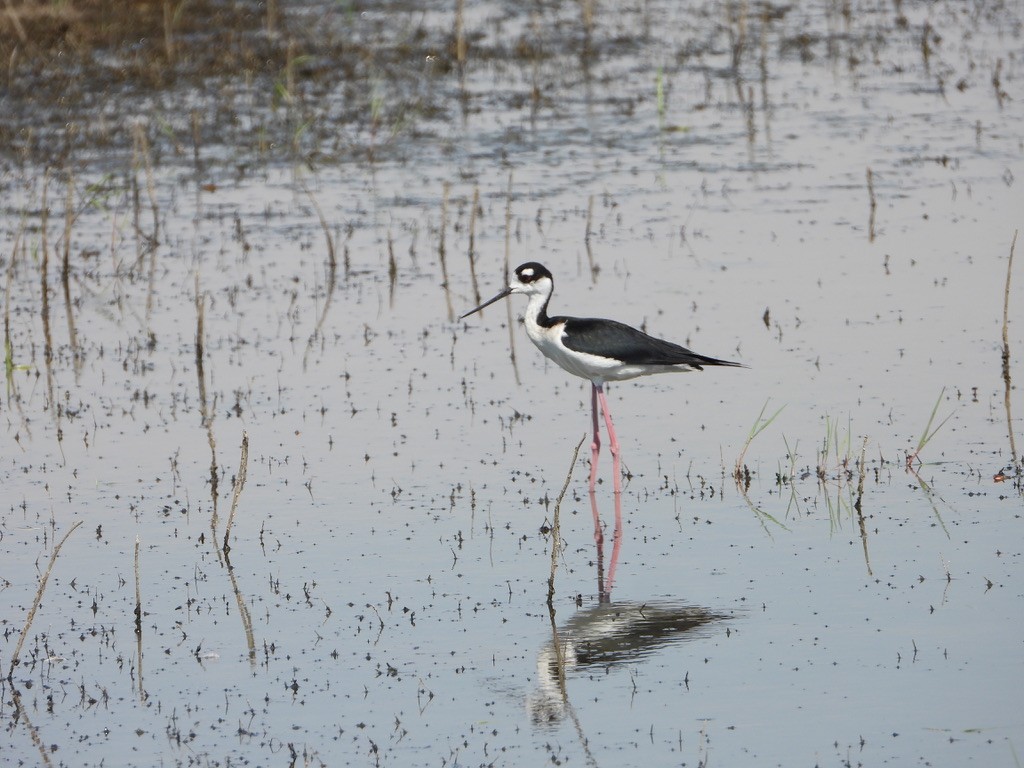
xmin=531 ymin=493 xmax=730 ymax=727
xmin=591 ymin=490 xmax=622 ymax=602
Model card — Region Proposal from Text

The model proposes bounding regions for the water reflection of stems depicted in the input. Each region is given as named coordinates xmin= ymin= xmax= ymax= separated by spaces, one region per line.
xmin=226 ymin=561 xmax=257 ymax=665
xmin=222 ymin=431 xmax=256 ymax=664
xmin=853 ymin=437 xmax=873 ymax=577
xmin=195 ymin=273 xmax=221 ymax=557
xmin=9 ymin=685 xmax=53 ymax=768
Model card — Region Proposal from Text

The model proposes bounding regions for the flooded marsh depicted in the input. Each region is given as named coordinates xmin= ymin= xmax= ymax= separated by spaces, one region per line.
xmin=1 ymin=0 xmax=1023 ymax=766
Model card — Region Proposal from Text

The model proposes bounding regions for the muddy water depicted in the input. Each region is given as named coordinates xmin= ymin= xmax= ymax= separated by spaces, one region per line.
xmin=2 ymin=1 xmax=1022 ymax=766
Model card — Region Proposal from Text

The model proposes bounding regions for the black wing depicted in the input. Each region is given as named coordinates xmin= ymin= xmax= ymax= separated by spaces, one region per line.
xmin=559 ymin=316 xmax=742 ymax=368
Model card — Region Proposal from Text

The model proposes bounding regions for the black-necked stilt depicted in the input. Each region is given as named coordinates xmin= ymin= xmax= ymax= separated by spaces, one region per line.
xmin=461 ymin=262 xmax=743 ymax=493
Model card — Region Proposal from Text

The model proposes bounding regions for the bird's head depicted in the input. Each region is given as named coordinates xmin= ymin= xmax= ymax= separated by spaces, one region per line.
xmin=461 ymin=262 xmax=554 ymax=318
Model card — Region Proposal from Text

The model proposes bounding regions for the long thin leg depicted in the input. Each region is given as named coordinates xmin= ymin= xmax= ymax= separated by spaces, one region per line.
xmin=595 ymin=385 xmax=622 ymax=494
xmin=589 ymin=382 xmax=601 ymax=492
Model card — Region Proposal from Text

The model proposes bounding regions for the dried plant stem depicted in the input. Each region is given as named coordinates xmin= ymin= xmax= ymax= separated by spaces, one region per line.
xmin=1002 ymin=230 xmax=1019 ymax=468
xmin=131 ymin=123 xmax=160 ymax=242
xmin=438 ymin=182 xmax=454 ymax=321
xmin=467 ymin=186 xmax=480 ymax=305
xmin=503 ymin=171 xmax=520 ymax=384
xmin=854 ymin=437 xmax=873 ymax=577
xmin=387 ymin=229 xmax=398 ymax=307
xmin=301 ymin=182 xmax=338 ymax=369
xmin=195 ymin=273 xmax=209 ymax=426
xmin=8 ymin=521 xmax=83 ymax=680
xmin=547 ymin=434 xmax=587 ymax=608
xmin=454 ymin=0 xmax=466 ymax=64
xmin=866 ymin=167 xmax=877 ymax=242
xmin=134 ymin=536 xmax=143 ymax=636
xmin=163 ymin=0 xmax=175 ymax=62
xmin=223 ymin=431 xmax=249 ymax=555
xmin=61 ymin=171 xmax=80 ymax=368
xmin=134 ymin=535 xmax=145 ymax=699
xmin=584 ymin=194 xmax=596 ymax=279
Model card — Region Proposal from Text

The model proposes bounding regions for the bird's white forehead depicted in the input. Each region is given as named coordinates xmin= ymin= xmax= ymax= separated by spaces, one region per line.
xmin=519 ymin=267 xmax=535 ymax=278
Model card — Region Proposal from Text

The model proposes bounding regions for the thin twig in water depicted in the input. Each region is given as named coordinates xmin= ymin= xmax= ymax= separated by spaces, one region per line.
xmin=224 ymin=431 xmax=250 ymax=555
xmin=439 ymin=182 xmax=454 ymax=321
xmin=467 ymin=186 xmax=480 ymax=306
xmin=503 ymin=171 xmax=520 ymax=384
xmin=8 ymin=521 xmax=83 ymax=680
xmin=301 ymin=182 xmax=337 ymax=369
xmin=547 ymin=434 xmax=587 ymax=607
xmin=1001 ymin=230 xmax=1018 ymax=470
xmin=866 ymin=167 xmax=877 ymax=242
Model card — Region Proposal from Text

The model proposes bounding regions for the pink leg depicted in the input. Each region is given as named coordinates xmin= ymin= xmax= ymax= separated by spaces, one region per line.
xmin=589 ymin=383 xmax=601 ymax=492
xmin=595 ymin=385 xmax=622 ymax=494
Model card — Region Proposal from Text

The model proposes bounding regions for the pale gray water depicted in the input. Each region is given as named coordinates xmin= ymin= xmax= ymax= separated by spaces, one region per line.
xmin=1 ymin=1 xmax=1022 ymax=765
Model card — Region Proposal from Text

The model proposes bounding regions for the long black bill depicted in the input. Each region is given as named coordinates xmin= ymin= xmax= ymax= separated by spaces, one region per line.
xmin=460 ymin=288 xmax=512 ymax=319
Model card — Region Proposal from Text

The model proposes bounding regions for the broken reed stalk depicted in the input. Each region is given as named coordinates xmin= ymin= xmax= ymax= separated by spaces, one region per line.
xmin=40 ymin=170 xmax=52 ymax=364
xmin=387 ymin=229 xmax=398 ymax=307
xmin=580 ymin=0 xmax=594 ymax=37
xmin=854 ymin=437 xmax=873 ymax=576
xmin=547 ymin=434 xmax=587 ymax=608
xmin=438 ymin=182 xmax=454 ymax=321
xmin=131 ymin=122 xmax=160 ymax=242
xmin=163 ymin=0 xmax=175 ymax=62
xmin=8 ymin=520 xmax=84 ymax=680
xmin=1002 ymin=230 xmax=1019 ymax=468
xmin=195 ymin=273 xmax=220 ymax=548
xmin=3 ymin=225 xmax=19 ymax=400
xmin=223 ymin=431 xmax=249 ymax=555
xmin=134 ymin=535 xmax=145 ymax=699
xmin=503 ymin=171 xmax=520 ymax=384
xmin=584 ymin=194 xmax=596 ymax=279
xmin=266 ymin=0 xmax=277 ymax=34
xmin=191 ymin=109 xmax=202 ymax=175
xmin=194 ymin=273 xmax=209 ymax=426
xmin=454 ymin=0 xmax=466 ymax=65
xmin=467 ymin=186 xmax=480 ymax=305
xmin=134 ymin=536 xmax=142 ymax=635
xmin=61 ymin=171 xmax=80 ymax=368
xmin=866 ymin=167 xmax=877 ymax=242
xmin=226 ymin=555 xmax=258 ymax=664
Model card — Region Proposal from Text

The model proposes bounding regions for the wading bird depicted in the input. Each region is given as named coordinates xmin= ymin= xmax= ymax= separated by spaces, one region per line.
xmin=461 ymin=263 xmax=743 ymax=494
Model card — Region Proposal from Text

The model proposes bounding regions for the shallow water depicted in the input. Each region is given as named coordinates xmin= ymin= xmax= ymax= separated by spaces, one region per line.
xmin=2 ymin=1 xmax=1023 ymax=766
